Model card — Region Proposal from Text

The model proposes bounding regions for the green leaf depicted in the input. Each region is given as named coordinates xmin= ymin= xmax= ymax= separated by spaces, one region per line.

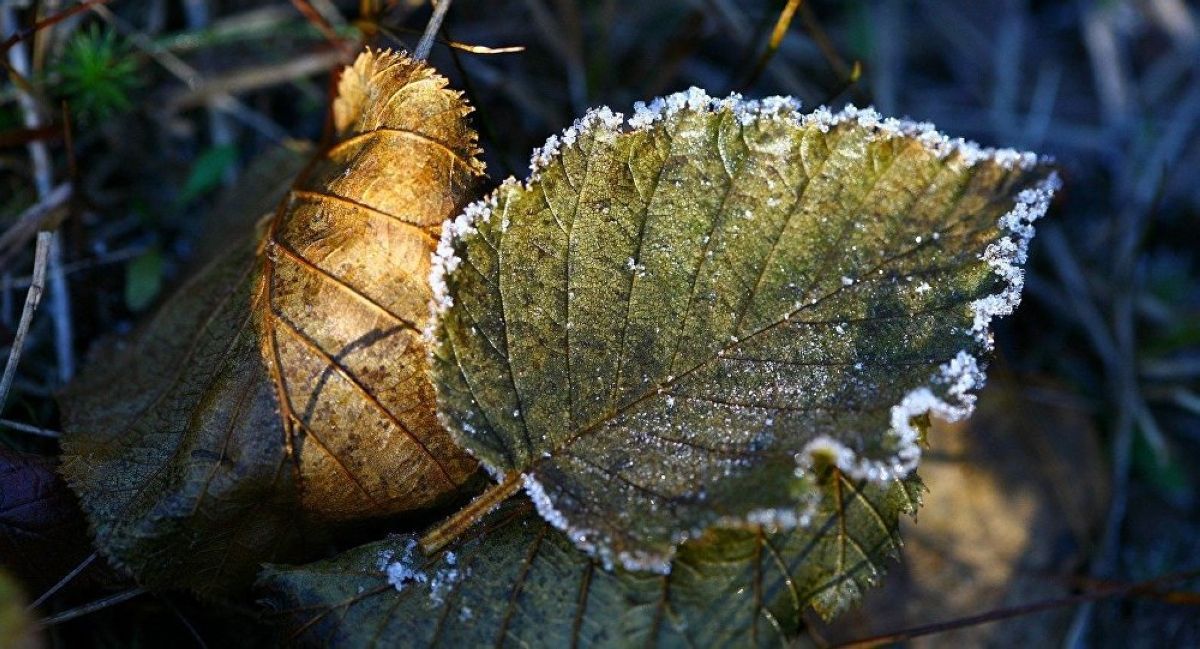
xmin=180 ymin=145 xmax=238 ymax=205
xmin=430 ymin=91 xmax=1058 ymax=571
xmin=124 ymin=247 xmax=162 ymax=312
xmin=261 ymin=473 xmax=921 ymax=648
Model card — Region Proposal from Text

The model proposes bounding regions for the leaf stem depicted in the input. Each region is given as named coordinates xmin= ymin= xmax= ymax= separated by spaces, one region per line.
xmin=420 ymin=471 xmax=523 ymax=553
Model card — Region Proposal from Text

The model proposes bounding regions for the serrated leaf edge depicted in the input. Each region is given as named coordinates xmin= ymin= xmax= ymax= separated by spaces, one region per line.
xmin=426 ymin=89 xmax=1059 ymax=572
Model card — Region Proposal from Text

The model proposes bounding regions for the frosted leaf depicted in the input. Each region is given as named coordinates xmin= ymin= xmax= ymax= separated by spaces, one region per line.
xmin=262 ymin=479 xmax=921 ymax=646
xmin=430 ymin=89 xmax=1057 ymax=571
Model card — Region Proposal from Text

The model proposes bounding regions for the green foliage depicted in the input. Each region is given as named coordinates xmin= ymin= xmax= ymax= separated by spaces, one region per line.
xmin=53 ymin=24 xmax=140 ymax=124
xmin=261 ymin=473 xmax=921 ymax=648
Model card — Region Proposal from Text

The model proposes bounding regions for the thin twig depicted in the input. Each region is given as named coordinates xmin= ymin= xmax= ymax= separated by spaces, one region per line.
xmin=741 ymin=0 xmax=803 ymax=90
xmin=0 ymin=0 xmax=110 ymax=55
xmin=37 ymin=587 xmax=147 ymax=627
xmin=28 ymin=552 xmax=96 ymax=610
xmin=91 ymin=5 xmax=289 ymax=142
xmin=0 ymin=182 xmax=70 ymax=267
xmin=288 ymin=0 xmax=346 ymax=50
xmin=4 ymin=244 xmax=147 ymax=289
xmin=832 ymin=569 xmax=1200 ymax=648
xmin=0 ymin=231 xmax=51 ymax=412
xmin=2 ymin=7 xmax=74 ymax=383
xmin=415 ymin=0 xmax=452 ymax=61
xmin=0 ymin=417 xmax=61 ymax=438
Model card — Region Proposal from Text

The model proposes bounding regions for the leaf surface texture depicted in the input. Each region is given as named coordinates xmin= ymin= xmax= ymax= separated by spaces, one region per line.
xmin=60 ymin=50 xmax=484 ymax=593
xmin=431 ymin=94 xmax=1057 ymax=570
xmin=262 ymin=473 xmax=921 ymax=648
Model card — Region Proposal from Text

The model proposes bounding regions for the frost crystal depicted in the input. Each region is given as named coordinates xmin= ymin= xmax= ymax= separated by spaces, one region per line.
xmin=968 ymin=174 xmax=1061 ymax=345
xmin=376 ymin=538 xmax=466 ymax=606
xmin=377 ymin=539 xmax=427 ymax=593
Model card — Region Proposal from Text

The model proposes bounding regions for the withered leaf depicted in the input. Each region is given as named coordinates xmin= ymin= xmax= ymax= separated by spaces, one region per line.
xmin=60 ymin=50 xmax=484 ymax=594
xmin=430 ymin=91 xmax=1058 ymax=571
xmin=261 ymin=472 xmax=922 ymax=648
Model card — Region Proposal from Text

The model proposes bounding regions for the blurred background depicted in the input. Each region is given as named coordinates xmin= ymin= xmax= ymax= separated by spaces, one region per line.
xmin=1 ymin=0 xmax=1197 ymax=646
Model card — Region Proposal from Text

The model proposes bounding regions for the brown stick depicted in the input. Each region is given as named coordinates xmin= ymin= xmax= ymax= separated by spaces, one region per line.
xmin=0 ymin=231 xmax=51 ymax=411
xmin=420 ymin=472 xmax=523 ymax=554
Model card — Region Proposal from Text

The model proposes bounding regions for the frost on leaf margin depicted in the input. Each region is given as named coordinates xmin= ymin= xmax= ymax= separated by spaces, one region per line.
xmin=262 ymin=474 xmax=922 ymax=648
xmin=429 ymin=86 xmax=1058 ymax=573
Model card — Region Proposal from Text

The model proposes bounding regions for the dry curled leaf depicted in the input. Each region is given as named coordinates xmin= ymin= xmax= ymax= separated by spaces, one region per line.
xmin=60 ymin=50 xmax=484 ymax=593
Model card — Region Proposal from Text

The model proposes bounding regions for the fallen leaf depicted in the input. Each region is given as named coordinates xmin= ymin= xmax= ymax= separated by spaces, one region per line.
xmin=817 ymin=377 xmax=1109 ymax=647
xmin=261 ymin=471 xmax=921 ymax=648
xmin=60 ymin=50 xmax=484 ymax=594
xmin=0 ymin=449 xmax=94 ymax=595
xmin=430 ymin=91 xmax=1058 ymax=571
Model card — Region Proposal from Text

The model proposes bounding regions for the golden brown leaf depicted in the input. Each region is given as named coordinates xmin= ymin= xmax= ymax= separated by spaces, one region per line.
xmin=60 ymin=50 xmax=484 ymax=593
xmin=261 ymin=50 xmax=484 ymax=518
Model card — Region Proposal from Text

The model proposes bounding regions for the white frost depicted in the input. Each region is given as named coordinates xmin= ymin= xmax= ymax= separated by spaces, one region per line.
xmin=427 ymin=85 xmax=1060 ymax=570
xmin=796 ymin=351 xmax=982 ymax=483
xmin=376 ymin=538 xmax=466 ymax=606
xmin=377 ymin=539 xmax=427 ymax=593
xmin=968 ymin=174 xmax=1061 ymax=346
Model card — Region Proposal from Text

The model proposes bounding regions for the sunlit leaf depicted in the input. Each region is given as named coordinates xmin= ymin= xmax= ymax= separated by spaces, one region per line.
xmin=430 ymin=90 xmax=1058 ymax=570
xmin=261 ymin=471 xmax=921 ymax=647
xmin=60 ymin=50 xmax=485 ymax=594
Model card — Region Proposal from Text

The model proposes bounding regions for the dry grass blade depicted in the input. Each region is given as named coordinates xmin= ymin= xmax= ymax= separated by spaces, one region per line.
xmin=741 ymin=0 xmax=803 ymax=89
xmin=36 ymin=587 xmax=147 ymax=627
xmin=0 ymin=231 xmax=51 ymax=412
xmin=0 ymin=418 xmax=61 ymax=438
xmin=27 ymin=552 xmax=96 ymax=610
xmin=163 ymin=50 xmax=347 ymax=113
xmin=829 ymin=570 xmax=1200 ymax=649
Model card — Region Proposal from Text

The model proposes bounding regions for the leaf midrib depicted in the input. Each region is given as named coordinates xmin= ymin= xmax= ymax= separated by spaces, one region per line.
xmin=505 ymin=150 xmax=1005 ymax=476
